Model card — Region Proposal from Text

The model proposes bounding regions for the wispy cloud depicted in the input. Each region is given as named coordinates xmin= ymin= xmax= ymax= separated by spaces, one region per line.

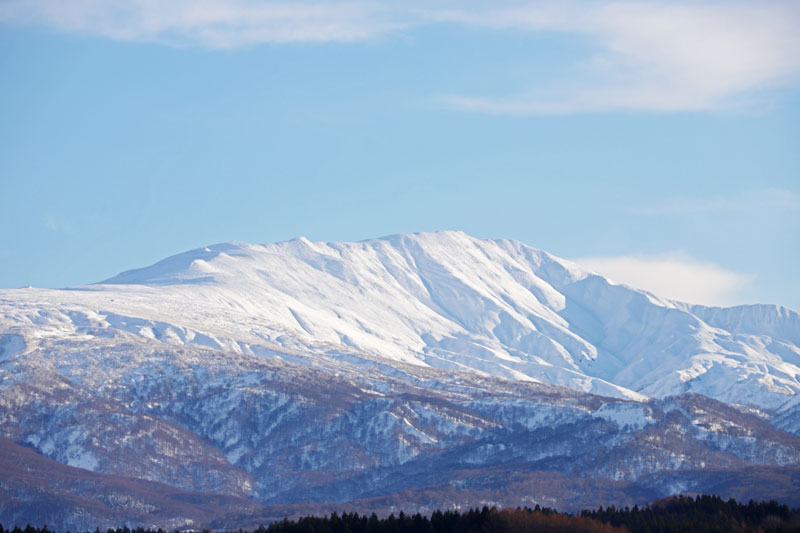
xmin=437 ymin=1 xmax=800 ymax=113
xmin=1 ymin=1 xmax=798 ymax=111
xmin=43 ymin=214 xmax=59 ymax=232
xmin=43 ymin=214 xmax=74 ymax=233
xmin=630 ymin=188 xmax=800 ymax=215
xmin=575 ymin=253 xmax=754 ymax=306
xmin=0 ymin=0 xmax=408 ymax=47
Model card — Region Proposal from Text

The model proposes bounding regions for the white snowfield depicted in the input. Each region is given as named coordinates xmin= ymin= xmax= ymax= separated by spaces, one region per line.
xmin=2 ymin=230 xmax=799 ymax=411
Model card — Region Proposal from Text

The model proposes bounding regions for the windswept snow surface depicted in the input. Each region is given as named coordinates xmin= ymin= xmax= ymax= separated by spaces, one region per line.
xmin=2 ymin=231 xmax=799 ymax=410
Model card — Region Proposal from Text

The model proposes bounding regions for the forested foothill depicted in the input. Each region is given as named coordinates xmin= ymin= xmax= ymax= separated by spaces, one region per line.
xmin=2 ymin=495 xmax=798 ymax=533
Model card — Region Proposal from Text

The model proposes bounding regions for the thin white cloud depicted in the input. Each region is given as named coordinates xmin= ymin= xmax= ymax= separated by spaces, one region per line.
xmin=437 ymin=1 xmax=800 ymax=113
xmin=43 ymin=214 xmax=59 ymax=232
xmin=630 ymin=188 xmax=800 ymax=215
xmin=0 ymin=0 xmax=407 ymax=47
xmin=42 ymin=214 xmax=74 ymax=233
xmin=575 ymin=253 xmax=754 ymax=307
xmin=1 ymin=1 xmax=798 ymax=111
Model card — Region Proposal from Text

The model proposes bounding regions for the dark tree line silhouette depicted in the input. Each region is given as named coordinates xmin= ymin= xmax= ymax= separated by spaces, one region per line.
xmin=581 ymin=494 xmax=799 ymax=532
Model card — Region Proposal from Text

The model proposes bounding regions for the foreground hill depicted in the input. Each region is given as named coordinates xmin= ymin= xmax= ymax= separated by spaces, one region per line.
xmin=3 ymin=434 xmax=800 ymax=531
xmin=0 ymin=437 xmax=262 ymax=530
xmin=1 ymin=231 xmax=799 ymax=528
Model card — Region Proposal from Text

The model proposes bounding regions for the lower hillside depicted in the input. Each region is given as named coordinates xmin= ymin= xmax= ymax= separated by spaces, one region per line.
xmin=2 ymin=436 xmax=800 ymax=531
xmin=0 ymin=438 xmax=263 ymax=531
xmin=2 ymin=496 xmax=799 ymax=533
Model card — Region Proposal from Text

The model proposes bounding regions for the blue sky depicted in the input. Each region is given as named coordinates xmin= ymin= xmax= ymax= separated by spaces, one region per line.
xmin=1 ymin=0 xmax=798 ymax=309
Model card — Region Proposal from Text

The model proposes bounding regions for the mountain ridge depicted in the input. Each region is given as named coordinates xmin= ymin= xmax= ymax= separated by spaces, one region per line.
xmin=62 ymin=230 xmax=800 ymax=409
xmin=2 ymin=231 xmax=800 ymax=528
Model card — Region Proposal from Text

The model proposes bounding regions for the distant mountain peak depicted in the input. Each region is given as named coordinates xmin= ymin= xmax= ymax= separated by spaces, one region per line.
xmin=27 ymin=231 xmax=800 ymax=409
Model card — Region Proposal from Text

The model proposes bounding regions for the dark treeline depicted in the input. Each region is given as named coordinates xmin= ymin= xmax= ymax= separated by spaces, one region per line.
xmin=1 ymin=495 xmax=798 ymax=533
xmin=258 ymin=506 xmax=621 ymax=533
xmin=581 ymin=494 xmax=800 ymax=532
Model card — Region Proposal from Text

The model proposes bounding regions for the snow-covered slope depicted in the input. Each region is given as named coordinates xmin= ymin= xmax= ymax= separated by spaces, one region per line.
xmin=3 ymin=231 xmax=797 ymax=409
xmin=2 ymin=231 xmax=800 ymax=527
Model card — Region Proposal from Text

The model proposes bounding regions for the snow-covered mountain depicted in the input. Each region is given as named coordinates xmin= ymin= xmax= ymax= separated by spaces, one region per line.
xmin=1 ymin=231 xmax=799 ymax=528
xmin=5 ymin=230 xmax=798 ymax=408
